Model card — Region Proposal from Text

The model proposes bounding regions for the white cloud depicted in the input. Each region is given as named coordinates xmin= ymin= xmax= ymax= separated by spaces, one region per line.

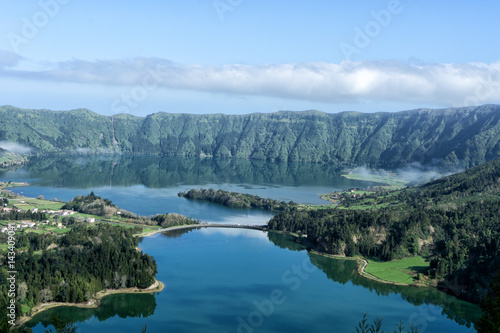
xmin=1 ymin=53 xmax=500 ymax=107
xmin=0 ymin=50 xmax=22 ymax=68
xmin=0 ymin=141 xmax=31 ymax=154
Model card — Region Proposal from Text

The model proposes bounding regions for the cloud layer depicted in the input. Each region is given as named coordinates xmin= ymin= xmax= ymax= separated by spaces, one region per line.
xmin=0 ymin=141 xmax=31 ymax=154
xmin=1 ymin=53 xmax=500 ymax=107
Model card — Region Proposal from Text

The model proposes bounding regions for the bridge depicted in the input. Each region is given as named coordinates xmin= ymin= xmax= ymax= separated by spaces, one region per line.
xmin=158 ymin=223 xmax=268 ymax=232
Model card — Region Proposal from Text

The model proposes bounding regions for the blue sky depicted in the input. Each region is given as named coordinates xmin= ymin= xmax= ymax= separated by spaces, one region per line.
xmin=0 ymin=0 xmax=499 ymax=116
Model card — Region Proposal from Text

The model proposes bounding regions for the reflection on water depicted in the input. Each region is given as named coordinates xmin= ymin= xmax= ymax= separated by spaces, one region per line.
xmin=26 ymin=229 xmax=481 ymax=333
xmin=267 ymin=232 xmax=481 ymax=329
xmin=267 ymin=231 xmax=308 ymax=252
xmin=26 ymin=293 xmax=157 ymax=329
xmin=0 ymin=155 xmax=378 ymax=206
xmin=4 ymin=155 xmax=351 ymax=189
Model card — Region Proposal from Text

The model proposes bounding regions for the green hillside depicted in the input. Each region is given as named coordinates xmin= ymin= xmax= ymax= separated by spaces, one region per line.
xmin=0 ymin=148 xmax=28 ymax=168
xmin=268 ymin=158 xmax=500 ymax=302
xmin=1 ymin=104 xmax=500 ymax=168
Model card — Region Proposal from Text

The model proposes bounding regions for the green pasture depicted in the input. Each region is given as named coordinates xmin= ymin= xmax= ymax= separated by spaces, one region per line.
xmin=364 ymin=256 xmax=429 ymax=284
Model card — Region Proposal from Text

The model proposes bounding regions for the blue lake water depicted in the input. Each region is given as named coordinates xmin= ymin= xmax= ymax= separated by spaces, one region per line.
xmin=0 ymin=156 xmax=482 ymax=332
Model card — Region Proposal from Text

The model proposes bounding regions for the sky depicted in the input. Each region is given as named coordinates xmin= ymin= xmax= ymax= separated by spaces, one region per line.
xmin=0 ymin=0 xmax=499 ymax=116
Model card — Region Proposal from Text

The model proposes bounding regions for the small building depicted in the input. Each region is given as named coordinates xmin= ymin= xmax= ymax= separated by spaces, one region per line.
xmin=86 ymin=217 xmax=96 ymax=223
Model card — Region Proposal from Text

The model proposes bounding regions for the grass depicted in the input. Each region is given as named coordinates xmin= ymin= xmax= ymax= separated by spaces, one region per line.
xmin=21 ymin=305 xmax=31 ymax=315
xmin=53 ymin=227 xmax=71 ymax=233
xmin=337 ymin=202 xmax=391 ymax=210
xmin=0 ymin=186 xmax=160 ymax=243
xmin=0 ymin=182 xmax=29 ymax=189
xmin=364 ymin=256 xmax=429 ymax=284
xmin=342 ymin=171 xmax=409 ymax=187
xmin=13 ymin=197 xmax=65 ymax=210
xmin=299 ymin=204 xmax=334 ymax=210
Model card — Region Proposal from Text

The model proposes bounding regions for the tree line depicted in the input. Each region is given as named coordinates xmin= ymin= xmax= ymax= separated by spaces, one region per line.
xmin=178 ymin=188 xmax=297 ymax=211
xmin=0 ymin=224 xmax=157 ymax=329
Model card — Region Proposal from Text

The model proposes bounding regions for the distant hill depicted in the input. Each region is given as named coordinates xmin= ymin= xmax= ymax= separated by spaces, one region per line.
xmin=1 ymin=104 xmax=500 ymax=168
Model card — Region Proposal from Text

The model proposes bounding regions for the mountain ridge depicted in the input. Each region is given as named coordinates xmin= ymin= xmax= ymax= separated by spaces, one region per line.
xmin=1 ymin=104 xmax=499 ymax=169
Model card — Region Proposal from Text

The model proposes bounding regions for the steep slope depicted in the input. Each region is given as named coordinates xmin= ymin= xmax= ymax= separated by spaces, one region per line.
xmin=0 ymin=106 xmax=116 ymax=153
xmin=1 ymin=104 xmax=500 ymax=168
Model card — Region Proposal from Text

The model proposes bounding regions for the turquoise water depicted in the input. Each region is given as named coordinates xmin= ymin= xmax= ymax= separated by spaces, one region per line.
xmin=26 ymin=230 xmax=480 ymax=332
xmin=0 ymin=156 xmax=482 ymax=332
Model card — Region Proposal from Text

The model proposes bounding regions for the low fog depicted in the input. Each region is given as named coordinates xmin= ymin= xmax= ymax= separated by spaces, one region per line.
xmin=357 ymin=162 xmax=463 ymax=185
xmin=0 ymin=141 xmax=31 ymax=154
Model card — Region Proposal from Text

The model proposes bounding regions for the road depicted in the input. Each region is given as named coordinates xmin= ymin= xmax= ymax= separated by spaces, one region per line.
xmin=158 ymin=223 xmax=267 ymax=232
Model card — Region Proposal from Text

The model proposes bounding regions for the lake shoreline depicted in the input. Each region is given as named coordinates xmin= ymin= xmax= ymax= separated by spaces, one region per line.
xmin=16 ymin=280 xmax=164 ymax=328
xmin=308 ymin=250 xmax=425 ymax=287
xmin=269 ymin=230 xmax=429 ymax=288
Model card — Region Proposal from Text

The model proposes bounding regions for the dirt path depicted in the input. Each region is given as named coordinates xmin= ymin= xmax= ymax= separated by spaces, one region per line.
xmin=310 ymin=251 xmax=421 ymax=287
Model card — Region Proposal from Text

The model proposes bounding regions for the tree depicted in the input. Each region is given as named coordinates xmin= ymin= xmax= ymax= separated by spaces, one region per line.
xmin=17 ymin=282 xmax=28 ymax=302
xmin=353 ymin=313 xmax=420 ymax=333
xmin=40 ymin=288 xmax=53 ymax=303
xmin=44 ymin=315 xmax=77 ymax=333
xmin=476 ymin=271 xmax=500 ymax=332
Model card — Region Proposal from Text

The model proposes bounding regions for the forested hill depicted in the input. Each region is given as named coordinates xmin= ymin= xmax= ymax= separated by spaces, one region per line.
xmin=268 ymin=157 xmax=500 ymax=303
xmin=1 ymin=104 xmax=500 ymax=168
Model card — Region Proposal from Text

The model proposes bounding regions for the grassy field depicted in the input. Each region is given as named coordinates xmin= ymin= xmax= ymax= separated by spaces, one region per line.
xmin=0 ymin=181 xmax=29 ymax=189
xmin=342 ymin=169 xmax=409 ymax=187
xmin=364 ymin=256 xmax=429 ymax=284
xmin=12 ymin=197 xmax=65 ymax=211
xmin=0 ymin=185 xmax=165 ymax=244
xmin=298 ymin=203 xmax=334 ymax=210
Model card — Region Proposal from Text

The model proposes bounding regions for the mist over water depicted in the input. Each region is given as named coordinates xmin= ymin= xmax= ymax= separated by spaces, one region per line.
xmin=356 ymin=161 xmax=463 ymax=185
xmin=0 ymin=140 xmax=31 ymax=154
